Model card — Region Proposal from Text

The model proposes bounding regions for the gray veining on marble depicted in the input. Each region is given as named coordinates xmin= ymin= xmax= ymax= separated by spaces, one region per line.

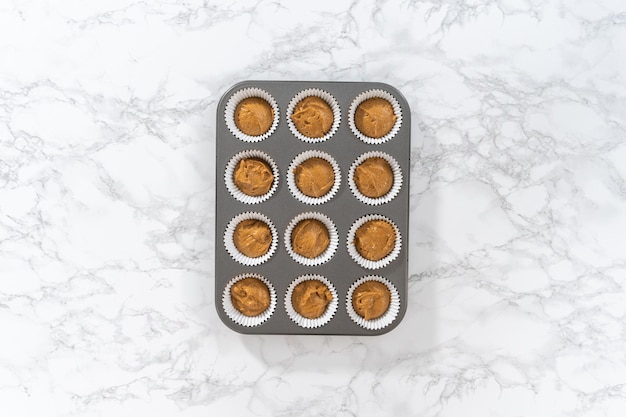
xmin=1 ymin=0 xmax=625 ymax=416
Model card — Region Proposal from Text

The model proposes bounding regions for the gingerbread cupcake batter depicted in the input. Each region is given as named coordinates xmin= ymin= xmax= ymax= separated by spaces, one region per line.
xmin=352 ymin=280 xmax=390 ymax=320
xmin=291 ymin=96 xmax=334 ymax=138
xmin=230 ymin=277 xmax=271 ymax=317
xmin=235 ymin=97 xmax=274 ymax=136
xmin=233 ymin=219 xmax=272 ymax=258
xmin=291 ymin=219 xmax=330 ymax=259
xmin=354 ymin=219 xmax=396 ymax=261
xmin=294 ymin=157 xmax=335 ymax=198
xmin=354 ymin=97 xmax=397 ymax=138
xmin=354 ymin=157 xmax=393 ymax=198
xmin=233 ymin=158 xmax=274 ymax=196
xmin=292 ymin=280 xmax=333 ymax=319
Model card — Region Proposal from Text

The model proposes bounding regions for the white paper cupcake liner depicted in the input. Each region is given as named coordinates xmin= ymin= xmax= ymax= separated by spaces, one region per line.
xmin=346 ymin=275 xmax=400 ymax=330
xmin=225 ymin=149 xmax=279 ymax=204
xmin=348 ymin=89 xmax=402 ymax=145
xmin=347 ymin=214 xmax=402 ymax=270
xmin=284 ymin=274 xmax=338 ymax=328
xmin=348 ymin=151 xmax=402 ymax=206
xmin=224 ymin=88 xmax=280 ymax=142
xmin=222 ymin=273 xmax=277 ymax=327
xmin=286 ymin=88 xmax=341 ymax=143
xmin=284 ymin=212 xmax=338 ymax=266
xmin=286 ymin=150 xmax=341 ymax=205
xmin=224 ymin=212 xmax=278 ymax=266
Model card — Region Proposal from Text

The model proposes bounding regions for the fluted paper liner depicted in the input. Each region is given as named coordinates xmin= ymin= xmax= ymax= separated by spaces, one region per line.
xmin=286 ymin=88 xmax=341 ymax=143
xmin=348 ymin=89 xmax=402 ymax=145
xmin=346 ymin=275 xmax=400 ymax=330
xmin=225 ymin=87 xmax=279 ymax=142
xmin=284 ymin=274 xmax=338 ymax=328
xmin=348 ymin=151 xmax=402 ymax=205
xmin=223 ymin=273 xmax=277 ymax=327
xmin=224 ymin=212 xmax=278 ymax=266
xmin=284 ymin=212 xmax=338 ymax=266
xmin=225 ymin=149 xmax=279 ymax=204
xmin=287 ymin=150 xmax=341 ymax=205
xmin=347 ymin=214 xmax=402 ymax=270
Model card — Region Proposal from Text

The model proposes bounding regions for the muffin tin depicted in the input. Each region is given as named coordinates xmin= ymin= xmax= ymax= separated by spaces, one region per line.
xmin=215 ymin=80 xmax=410 ymax=335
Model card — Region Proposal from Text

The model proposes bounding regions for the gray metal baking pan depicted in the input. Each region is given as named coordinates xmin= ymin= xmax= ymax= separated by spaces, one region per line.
xmin=215 ymin=80 xmax=410 ymax=335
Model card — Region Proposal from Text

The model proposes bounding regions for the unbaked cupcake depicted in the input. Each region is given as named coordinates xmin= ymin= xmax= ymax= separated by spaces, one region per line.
xmin=295 ymin=157 xmax=335 ymax=198
xmin=346 ymin=275 xmax=400 ymax=330
xmin=284 ymin=274 xmax=338 ymax=328
xmin=287 ymin=89 xmax=341 ymax=143
xmin=285 ymin=212 xmax=338 ymax=266
xmin=224 ymin=212 xmax=278 ymax=266
xmin=355 ymin=219 xmax=396 ymax=261
xmin=223 ymin=273 xmax=277 ymax=327
xmin=287 ymin=150 xmax=341 ymax=205
xmin=347 ymin=214 xmax=402 ymax=269
xmin=225 ymin=150 xmax=279 ymax=204
xmin=233 ymin=219 xmax=272 ymax=258
xmin=292 ymin=279 xmax=333 ymax=319
xmin=233 ymin=158 xmax=274 ymax=197
xmin=349 ymin=151 xmax=402 ymax=205
xmin=235 ymin=97 xmax=274 ymax=137
xmin=231 ymin=276 xmax=271 ymax=317
xmin=351 ymin=280 xmax=390 ymax=320
xmin=349 ymin=89 xmax=402 ymax=144
xmin=354 ymin=98 xmax=397 ymax=139
xmin=224 ymin=88 xmax=279 ymax=142
xmin=291 ymin=219 xmax=329 ymax=259
xmin=354 ymin=157 xmax=393 ymax=198
xmin=291 ymin=96 xmax=333 ymax=138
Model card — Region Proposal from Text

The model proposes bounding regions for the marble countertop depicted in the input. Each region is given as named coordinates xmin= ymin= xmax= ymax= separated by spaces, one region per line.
xmin=1 ymin=1 xmax=626 ymax=416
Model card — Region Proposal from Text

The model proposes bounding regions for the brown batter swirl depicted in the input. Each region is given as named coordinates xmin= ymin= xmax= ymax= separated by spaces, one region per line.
xmin=291 ymin=280 xmax=333 ymax=319
xmin=291 ymin=219 xmax=330 ymax=259
xmin=233 ymin=219 xmax=272 ymax=258
xmin=291 ymin=96 xmax=334 ymax=138
xmin=230 ymin=277 xmax=271 ymax=317
xmin=354 ymin=157 xmax=393 ymax=198
xmin=352 ymin=281 xmax=390 ymax=320
xmin=233 ymin=158 xmax=274 ymax=196
xmin=354 ymin=219 xmax=396 ymax=261
xmin=354 ymin=97 xmax=397 ymax=138
xmin=294 ymin=157 xmax=335 ymax=198
xmin=235 ymin=97 xmax=274 ymax=136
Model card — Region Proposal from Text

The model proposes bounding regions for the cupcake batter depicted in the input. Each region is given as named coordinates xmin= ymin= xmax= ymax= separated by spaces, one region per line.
xmin=354 ymin=219 xmax=396 ymax=261
xmin=235 ymin=97 xmax=274 ymax=136
xmin=291 ymin=219 xmax=330 ymax=259
xmin=291 ymin=96 xmax=334 ymax=138
xmin=352 ymin=280 xmax=390 ymax=320
xmin=233 ymin=158 xmax=274 ymax=196
xmin=291 ymin=280 xmax=333 ymax=319
xmin=233 ymin=219 xmax=272 ymax=258
xmin=230 ymin=277 xmax=271 ymax=317
xmin=354 ymin=97 xmax=397 ymax=138
xmin=354 ymin=157 xmax=393 ymax=198
xmin=294 ymin=157 xmax=335 ymax=198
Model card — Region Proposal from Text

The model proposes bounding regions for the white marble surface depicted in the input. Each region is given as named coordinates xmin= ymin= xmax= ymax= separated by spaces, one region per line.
xmin=1 ymin=0 xmax=626 ymax=415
